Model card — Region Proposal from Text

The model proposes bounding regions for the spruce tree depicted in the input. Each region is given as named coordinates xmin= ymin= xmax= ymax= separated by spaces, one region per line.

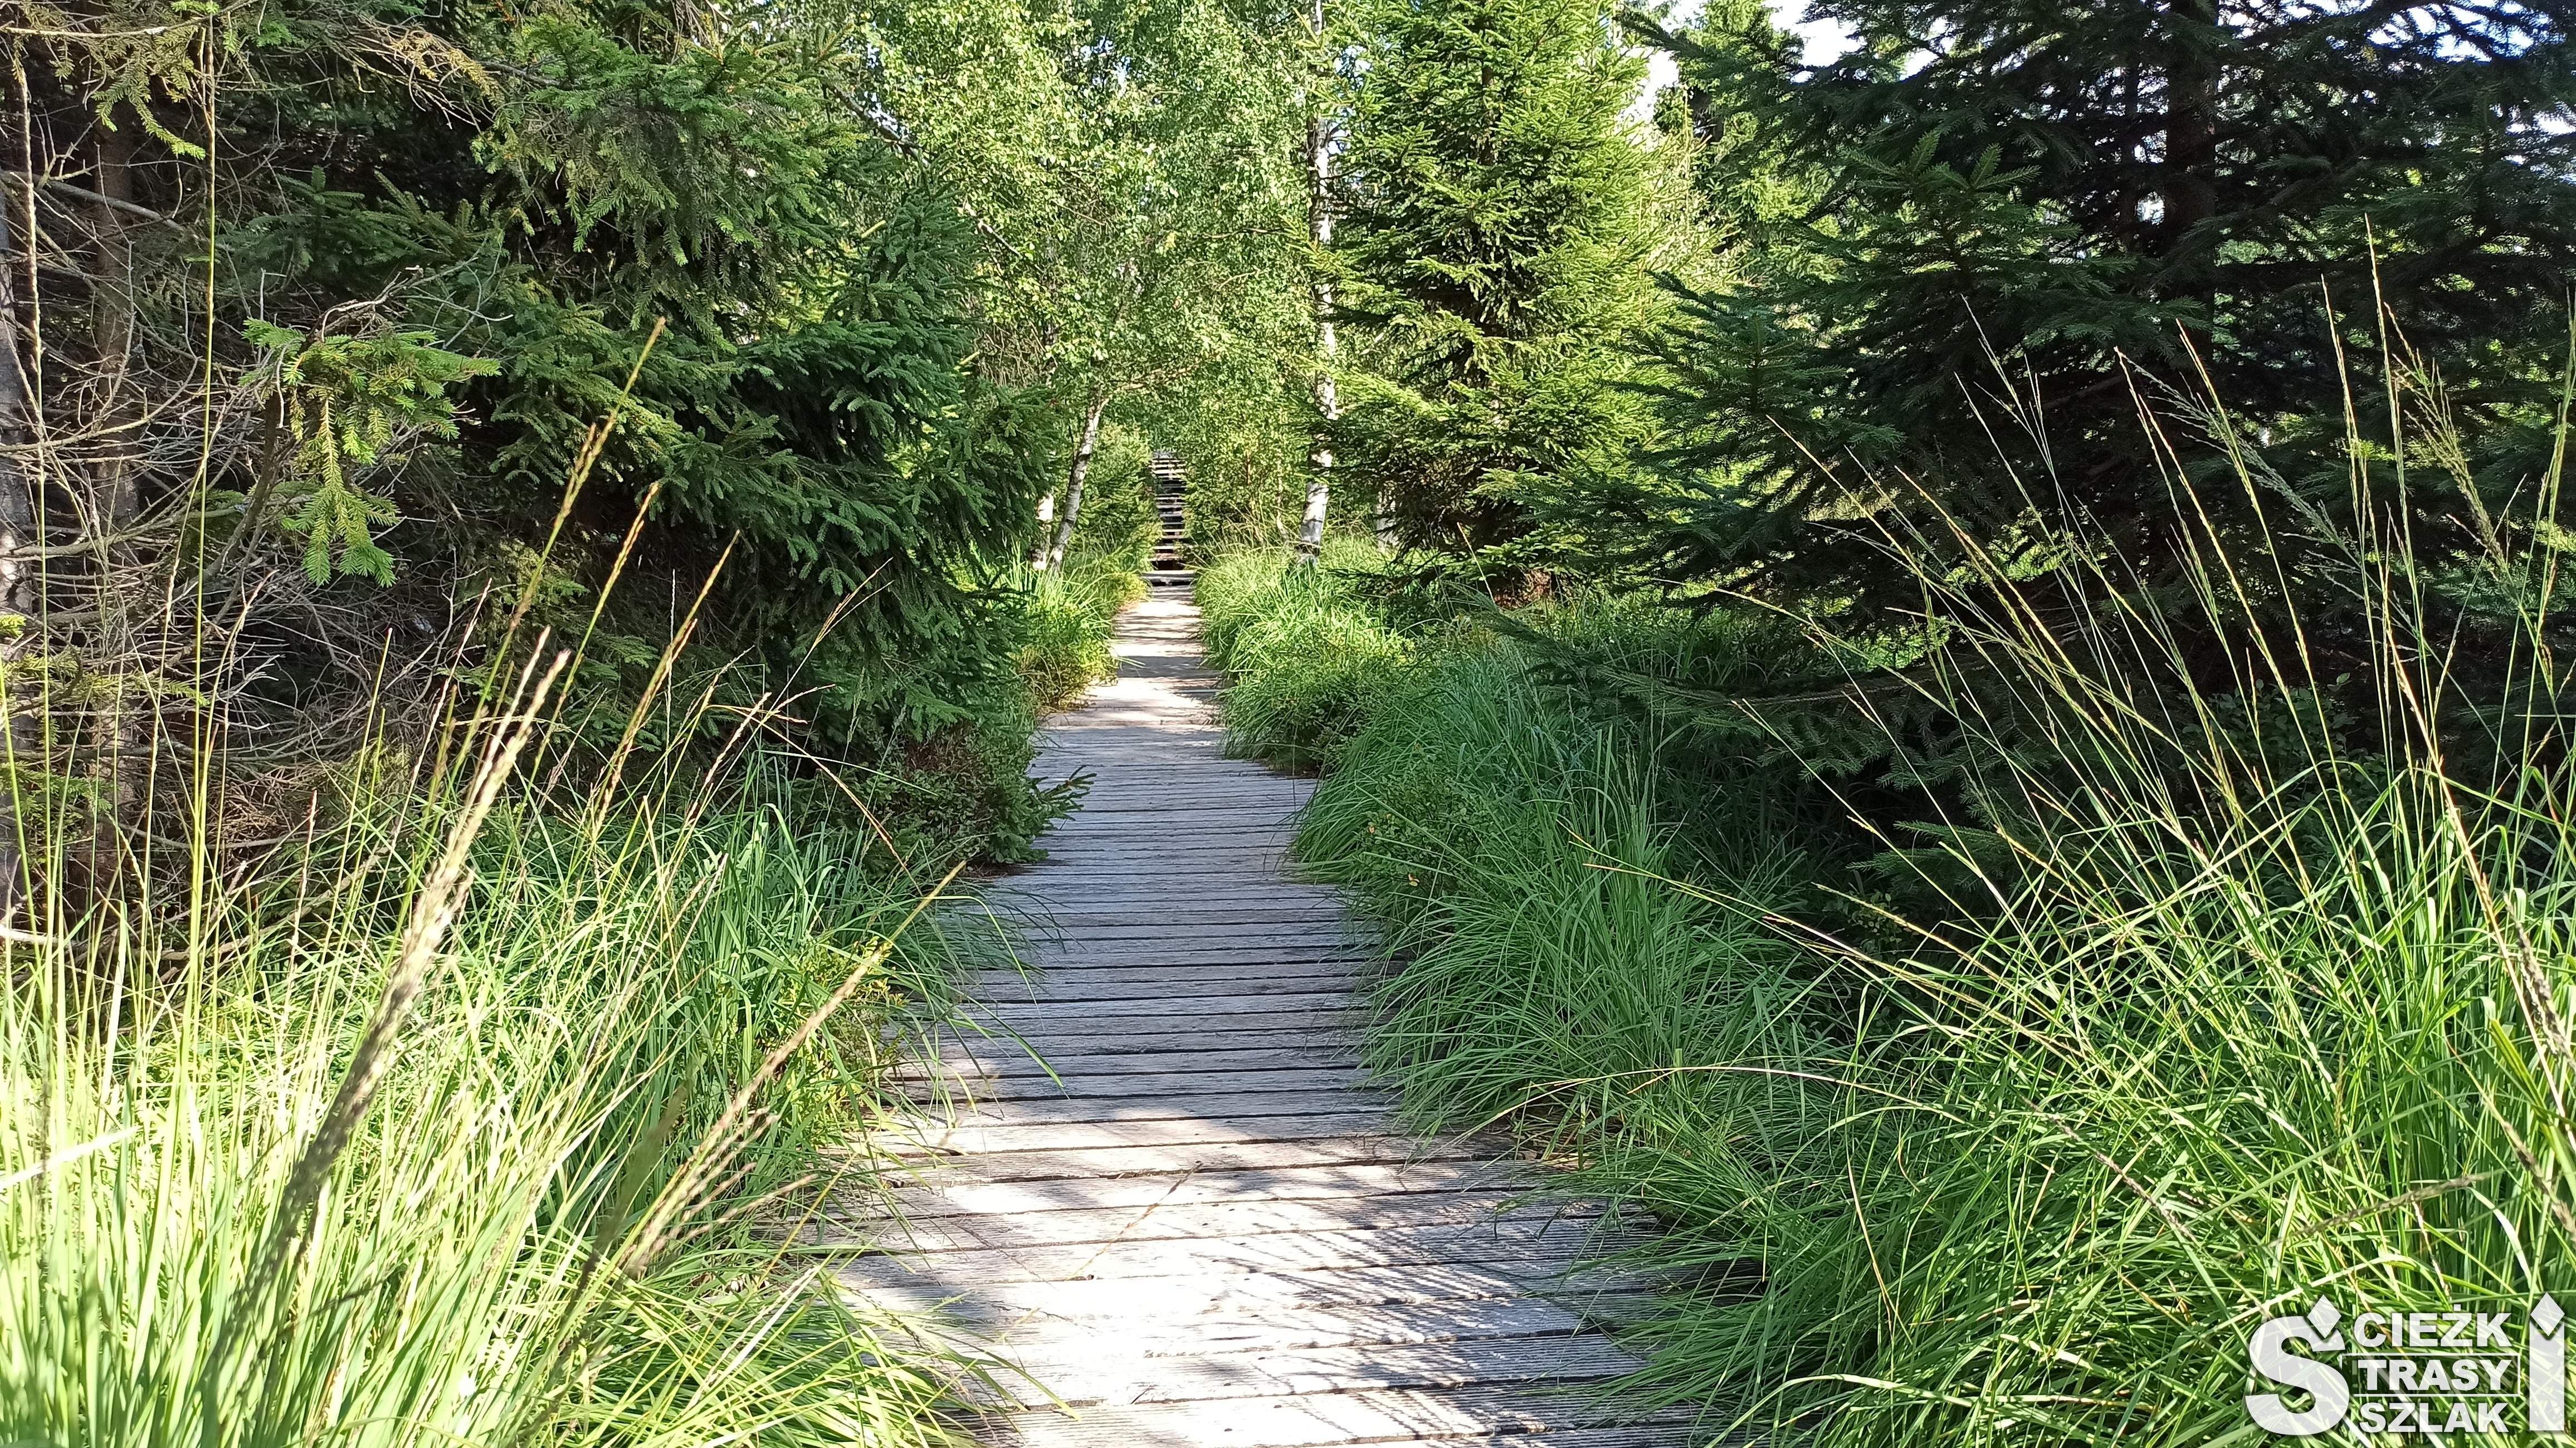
xmin=1631 ymin=0 xmax=2576 ymax=610
xmin=1332 ymin=0 xmax=1663 ymax=557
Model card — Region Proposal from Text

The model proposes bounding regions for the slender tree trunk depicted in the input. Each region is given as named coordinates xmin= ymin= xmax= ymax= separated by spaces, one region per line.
xmin=0 ymin=172 xmax=33 ymax=917
xmin=0 ymin=188 xmax=33 ymax=613
xmin=91 ymin=111 xmax=138 ymax=531
xmin=1296 ymin=0 xmax=1338 ymax=565
xmin=1043 ymin=395 xmax=1109 ymax=573
xmin=83 ymin=115 xmax=143 ymax=891
xmin=90 ymin=112 xmax=140 ymax=887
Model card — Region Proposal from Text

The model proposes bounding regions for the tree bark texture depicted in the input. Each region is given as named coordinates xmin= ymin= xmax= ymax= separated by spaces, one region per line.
xmin=1043 ymin=395 xmax=1109 ymax=573
xmin=1297 ymin=0 xmax=1339 ymax=564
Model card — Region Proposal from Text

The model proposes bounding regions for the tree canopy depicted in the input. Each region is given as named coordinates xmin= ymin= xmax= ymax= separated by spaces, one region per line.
xmin=1612 ymin=0 xmax=2576 ymax=616
xmin=1328 ymin=0 xmax=1674 ymax=559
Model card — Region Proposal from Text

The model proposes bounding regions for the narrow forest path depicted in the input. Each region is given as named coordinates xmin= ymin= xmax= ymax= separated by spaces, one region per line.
xmin=840 ymin=595 xmax=1700 ymax=1447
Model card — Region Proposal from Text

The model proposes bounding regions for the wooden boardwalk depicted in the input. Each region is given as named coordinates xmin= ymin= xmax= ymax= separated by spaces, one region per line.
xmin=840 ymin=595 xmax=1699 ymax=1447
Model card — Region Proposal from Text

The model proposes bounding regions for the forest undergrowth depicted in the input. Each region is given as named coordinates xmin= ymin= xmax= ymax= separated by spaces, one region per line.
xmin=0 ymin=361 xmax=1138 ymax=1444
xmin=0 ymin=639 xmax=1056 ymax=1444
xmin=1201 ymin=398 xmax=2576 ymax=1444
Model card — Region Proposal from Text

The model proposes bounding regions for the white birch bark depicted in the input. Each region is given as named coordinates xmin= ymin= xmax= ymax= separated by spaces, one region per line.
xmin=1044 ymin=395 xmax=1110 ymax=573
xmin=1297 ymin=0 xmax=1339 ymax=564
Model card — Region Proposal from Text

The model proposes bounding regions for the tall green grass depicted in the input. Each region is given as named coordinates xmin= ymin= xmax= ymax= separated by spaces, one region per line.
xmin=1295 ymin=616 xmax=1823 ymax=1131
xmin=0 ymin=699 xmax=999 ymax=1443
xmin=1195 ymin=543 xmax=1412 ymax=768
xmin=1239 ymin=417 xmax=2576 ymax=1441
xmin=1015 ymin=561 xmax=1142 ymax=711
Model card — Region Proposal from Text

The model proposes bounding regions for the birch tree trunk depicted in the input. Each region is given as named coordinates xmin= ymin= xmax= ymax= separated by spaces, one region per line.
xmin=1043 ymin=395 xmax=1109 ymax=573
xmin=1296 ymin=0 xmax=1337 ymax=565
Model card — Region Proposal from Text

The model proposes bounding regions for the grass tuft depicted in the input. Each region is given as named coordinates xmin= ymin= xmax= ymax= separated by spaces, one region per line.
xmin=1196 ymin=544 xmax=1412 ymax=769
xmin=0 ymin=745 xmax=999 ymax=1445
xmin=1016 ymin=562 xmax=1142 ymax=711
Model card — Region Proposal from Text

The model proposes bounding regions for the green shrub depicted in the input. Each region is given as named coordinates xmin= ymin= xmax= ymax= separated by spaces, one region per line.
xmin=1014 ymin=562 xmax=1139 ymax=712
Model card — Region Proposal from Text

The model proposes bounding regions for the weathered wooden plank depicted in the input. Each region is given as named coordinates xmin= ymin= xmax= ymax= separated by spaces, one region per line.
xmin=837 ymin=1256 xmax=1660 ymax=1322
xmin=1022 ymin=926 xmax=1357 ymax=947
xmin=837 ymin=1216 xmax=1637 ymax=1287
xmin=1007 ymin=948 xmax=1371 ymax=972
xmin=968 ymin=1005 xmax=1363 ymax=1035
xmin=897 ymin=1045 xmax=1364 ymax=1082
xmin=976 ymin=1334 xmax=1646 ymax=1411
xmin=1040 ymin=765 xmax=1263 ymax=778
xmin=879 ymin=1133 xmax=1495 ymax=1181
xmin=1018 ymin=845 xmax=1306 ymax=863
xmin=1016 ymin=943 xmax=1354 ymax=965
xmin=979 ymin=1293 xmax=1656 ymax=1357
xmin=903 ymin=1064 xmax=1374 ymax=1101
xmin=1031 ymin=818 xmax=1296 ymax=833
xmin=1032 ymin=842 xmax=1302 ymax=860
xmin=1015 ymin=858 xmax=1306 ymax=873
xmin=1003 ymin=927 xmax=1348 ymax=951
xmin=977 ymin=958 xmax=1364 ymax=986
xmin=991 ymin=970 xmax=1368 ymax=995
xmin=1012 ymin=867 xmax=1306 ymax=886
xmin=936 ymin=1021 xmax=1367 ymax=1057
xmin=1008 ymin=889 xmax=1338 ymax=908
xmin=985 ymin=1383 xmax=1703 ymax=1448
xmin=972 ymin=974 xmax=1367 ymax=1006
xmin=942 ymin=1039 xmax=1368 ymax=1074
xmin=998 ymin=880 xmax=1337 ymax=898
xmin=1031 ymin=828 xmax=1304 ymax=843
xmin=994 ymin=907 xmax=1350 ymax=928
xmin=953 ymin=1015 xmax=1370 ymax=1046
xmin=870 ymin=1160 xmax=1541 ymax=1217
xmin=838 ymin=1191 xmax=1590 ymax=1253
xmin=902 ymin=1073 xmax=1380 ymax=1107
xmin=997 ymin=903 xmax=1352 ymax=925
xmin=998 ymin=1417 xmax=1709 ymax=1448
xmin=1014 ymin=912 xmax=1349 ymax=937
xmin=975 ymin=989 xmax=1356 ymax=1023
xmin=929 ymin=1088 xmax=1400 ymax=1127
xmin=1043 ymin=819 xmax=1304 ymax=838
xmin=993 ymin=956 xmax=1360 ymax=977
xmin=1045 ymin=771 xmax=1295 ymax=783
xmin=896 ymin=1108 xmax=1401 ymax=1156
